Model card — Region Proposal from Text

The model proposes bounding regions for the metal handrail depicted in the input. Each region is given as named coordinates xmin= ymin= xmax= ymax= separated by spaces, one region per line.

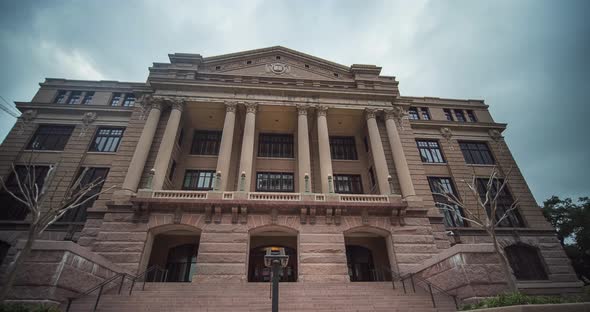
xmin=65 ymin=265 xmax=167 ymax=312
xmin=378 ymin=266 xmax=459 ymax=310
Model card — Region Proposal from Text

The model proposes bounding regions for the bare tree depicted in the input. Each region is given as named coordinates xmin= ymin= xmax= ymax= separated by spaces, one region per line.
xmin=0 ymin=158 xmax=115 ymax=301
xmin=433 ymin=166 xmax=520 ymax=291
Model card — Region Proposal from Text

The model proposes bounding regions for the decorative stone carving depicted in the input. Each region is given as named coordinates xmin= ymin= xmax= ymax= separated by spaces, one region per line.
xmin=309 ymin=208 xmax=316 ymax=225
xmin=365 ymin=108 xmax=378 ymax=120
xmin=231 ymin=207 xmax=239 ymax=224
xmin=18 ymin=110 xmax=37 ymax=135
xmin=440 ymin=127 xmax=454 ymax=149
xmin=271 ymin=208 xmax=278 ymax=224
xmin=170 ymin=98 xmax=185 ymax=112
xmin=361 ymin=209 xmax=369 ymax=225
xmin=266 ymin=62 xmax=291 ymax=75
xmin=316 ymin=105 xmax=328 ymax=117
xmin=300 ymin=208 xmax=307 ymax=224
xmin=225 ymin=102 xmax=237 ymax=113
xmin=489 ymin=129 xmax=504 ymax=141
xmin=173 ymin=207 xmax=182 ymax=224
xmin=385 ymin=106 xmax=406 ymax=130
xmin=80 ymin=112 xmax=97 ymax=137
xmin=239 ymin=207 xmax=248 ymax=224
xmin=204 ymin=206 xmax=212 ymax=224
xmin=244 ymin=102 xmax=258 ymax=114
xmin=296 ymin=104 xmax=309 ymax=116
xmin=326 ymin=208 xmax=333 ymax=225
xmin=213 ymin=206 xmax=222 ymax=224
xmin=334 ymin=208 xmax=342 ymax=225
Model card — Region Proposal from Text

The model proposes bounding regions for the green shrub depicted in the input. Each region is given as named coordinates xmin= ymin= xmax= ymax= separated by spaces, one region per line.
xmin=0 ymin=303 xmax=60 ymax=312
xmin=460 ymin=292 xmax=590 ymax=310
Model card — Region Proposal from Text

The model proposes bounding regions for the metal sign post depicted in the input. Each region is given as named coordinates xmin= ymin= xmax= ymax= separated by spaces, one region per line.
xmin=264 ymin=247 xmax=289 ymax=312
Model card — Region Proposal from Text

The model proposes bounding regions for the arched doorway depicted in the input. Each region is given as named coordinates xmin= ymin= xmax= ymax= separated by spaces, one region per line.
xmin=344 ymin=227 xmax=393 ymax=282
xmin=144 ymin=226 xmax=201 ymax=282
xmin=248 ymin=226 xmax=298 ymax=282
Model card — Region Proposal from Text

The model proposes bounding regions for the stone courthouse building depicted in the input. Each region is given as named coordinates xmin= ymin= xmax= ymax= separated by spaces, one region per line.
xmin=0 ymin=47 xmax=582 ymax=311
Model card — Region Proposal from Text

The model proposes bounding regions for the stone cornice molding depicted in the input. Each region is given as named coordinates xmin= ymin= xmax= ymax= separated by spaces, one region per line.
xmin=316 ymin=105 xmax=329 ymax=117
xmin=489 ymin=129 xmax=504 ymax=141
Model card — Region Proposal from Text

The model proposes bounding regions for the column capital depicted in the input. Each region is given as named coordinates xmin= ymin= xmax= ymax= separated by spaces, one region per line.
xmin=224 ymin=101 xmax=238 ymax=113
xmin=244 ymin=102 xmax=258 ymax=114
xmin=365 ymin=108 xmax=379 ymax=120
xmin=170 ymin=98 xmax=185 ymax=112
xmin=316 ymin=105 xmax=329 ymax=117
xmin=384 ymin=106 xmax=406 ymax=120
xmin=297 ymin=104 xmax=310 ymax=116
xmin=150 ymin=97 xmax=165 ymax=111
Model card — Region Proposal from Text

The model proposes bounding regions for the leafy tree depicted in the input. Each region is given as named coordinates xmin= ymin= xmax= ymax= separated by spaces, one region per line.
xmin=542 ymin=196 xmax=590 ymax=283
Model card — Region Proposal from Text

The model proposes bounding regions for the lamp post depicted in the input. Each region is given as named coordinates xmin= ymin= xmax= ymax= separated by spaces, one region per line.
xmin=264 ymin=247 xmax=289 ymax=312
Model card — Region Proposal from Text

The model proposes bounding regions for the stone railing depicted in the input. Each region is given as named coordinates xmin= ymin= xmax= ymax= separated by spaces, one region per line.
xmin=339 ymin=194 xmax=389 ymax=203
xmin=153 ymin=190 xmax=208 ymax=199
xmin=248 ymin=192 xmax=302 ymax=201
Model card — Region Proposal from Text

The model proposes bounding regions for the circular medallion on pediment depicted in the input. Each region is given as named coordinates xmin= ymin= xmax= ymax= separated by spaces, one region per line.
xmin=266 ymin=63 xmax=290 ymax=75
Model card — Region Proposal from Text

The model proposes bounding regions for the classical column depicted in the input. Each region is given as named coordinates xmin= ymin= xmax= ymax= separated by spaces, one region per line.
xmin=365 ymin=108 xmax=391 ymax=195
xmin=152 ymin=99 xmax=184 ymax=190
xmin=297 ymin=105 xmax=312 ymax=193
xmin=316 ymin=106 xmax=333 ymax=193
xmin=122 ymin=98 xmax=162 ymax=192
xmin=238 ymin=103 xmax=257 ymax=192
xmin=385 ymin=108 xmax=416 ymax=197
xmin=215 ymin=102 xmax=237 ymax=191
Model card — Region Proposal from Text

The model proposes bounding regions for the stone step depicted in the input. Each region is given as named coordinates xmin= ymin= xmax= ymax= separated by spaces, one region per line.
xmin=66 ymin=282 xmax=457 ymax=312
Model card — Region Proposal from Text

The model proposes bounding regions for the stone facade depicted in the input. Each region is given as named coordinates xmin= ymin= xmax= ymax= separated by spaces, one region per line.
xmin=0 ymin=46 xmax=582 ymax=307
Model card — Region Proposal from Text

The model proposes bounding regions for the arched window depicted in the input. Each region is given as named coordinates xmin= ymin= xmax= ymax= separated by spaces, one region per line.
xmin=505 ymin=244 xmax=548 ymax=280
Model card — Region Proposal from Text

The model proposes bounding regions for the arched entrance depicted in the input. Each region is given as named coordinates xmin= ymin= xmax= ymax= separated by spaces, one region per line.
xmin=248 ymin=226 xmax=298 ymax=282
xmin=344 ymin=227 xmax=393 ymax=282
xmin=143 ymin=225 xmax=201 ymax=282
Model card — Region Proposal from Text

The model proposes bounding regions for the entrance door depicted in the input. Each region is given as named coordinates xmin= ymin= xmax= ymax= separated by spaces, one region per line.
xmin=346 ymin=245 xmax=376 ymax=281
xmin=165 ymin=243 xmax=198 ymax=282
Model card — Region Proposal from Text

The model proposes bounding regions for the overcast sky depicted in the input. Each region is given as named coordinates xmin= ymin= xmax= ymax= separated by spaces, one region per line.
xmin=0 ymin=0 xmax=588 ymax=204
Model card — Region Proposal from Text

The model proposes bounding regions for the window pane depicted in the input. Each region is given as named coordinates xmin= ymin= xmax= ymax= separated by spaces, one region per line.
xmin=191 ymin=131 xmax=222 ymax=155
xmin=416 ymin=140 xmax=444 ymax=163
xmin=89 ymin=127 xmax=125 ymax=152
xmin=256 ymin=172 xmax=294 ymax=192
xmin=27 ymin=125 xmax=74 ymax=151
xmin=258 ymin=133 xmax=294 ymax=158
xmin=330 ymin=137 xmax=358 ymax=160
xmin=427 ymin=177 xmax=466 ymax=227
xmin=334 ymin=174 xmax=363 ymax=194
xmin=459 ymin=141 xmax=494 ymax=165
xmin=183 ymin=170 xmax=215 ymax=190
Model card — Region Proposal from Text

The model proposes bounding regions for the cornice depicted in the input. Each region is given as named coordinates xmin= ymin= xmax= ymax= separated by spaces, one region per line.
xmin=409 ymin=119 xmax=507 ymax=131
xmin=398 ymin=96 xmax=489 ymax=109
xmin=15 ymin=102 xmax=134 ymax=116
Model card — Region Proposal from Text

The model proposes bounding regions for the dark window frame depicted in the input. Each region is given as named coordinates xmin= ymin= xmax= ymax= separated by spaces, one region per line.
xmin=82 ymin=91 xmax=95 ymax=105
xmin=182 ymin=170 xmax=216 ymax=191
xmin=505 ymin=244 xmax=549 ymax=280
xmin=416 ymin=140 xmax=445 ymax=163
xmin=168 ymin=160 xmax=177 ymax=181
xmin=58 ymin=167 xmax=109 ymax=223
xmin=0 ymin=165 xmax=51 ymax=221
xmin=330 ymin=136 xmax=358 ymax=160
xmin=459 ymin=141 xmax=495 ymax=165
xmin=190 ymin=130 xmax=222 ymax=155
xmin=54 ymin=90 xmax=67 ymax=104
xmin=258 ymin=133 xmax=294 ymax=158
xmin=466 ymin=110 xmax=477 ymax=122
xmin=454 ymin=110 xmax=466 ymax=122
xmin=427 ymin=177 xmax=467 ymax=227
xmin=476 ymin=178 xmax=524 ymax=227
xmin=443 ymin=109 xmax=454 ymax=121
xmin=333 ymin=174 xmax=364 ymax=194
xmin=420 ymin=108 xmax=431 ymax=120
xmin=256 ymin=172 xmax=294 ymax=193
xmin=122 ymin=94 xmax=135 ymax=107
xmin=27 ymin=125 xmax=74 ymax=151
xmin=110 ymin=93 xmax=122 ymax=106
xmin=67 ymin=91 xmax=82 ymax=105
xmin=89 ymin=127 xmax=125 ymax=153
xmin=408 ymin=107 xmax=420 ymax=120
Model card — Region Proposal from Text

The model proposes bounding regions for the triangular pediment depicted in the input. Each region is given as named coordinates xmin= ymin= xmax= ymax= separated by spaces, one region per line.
xmin=199 ymin=46 xmax=354 ymax=81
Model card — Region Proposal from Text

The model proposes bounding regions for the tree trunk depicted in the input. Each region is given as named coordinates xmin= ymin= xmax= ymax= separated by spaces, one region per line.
xmin=490 ymin=231 xmax=517 ymax=292
xmin=0 ymin=226 xmax=37 ymax=302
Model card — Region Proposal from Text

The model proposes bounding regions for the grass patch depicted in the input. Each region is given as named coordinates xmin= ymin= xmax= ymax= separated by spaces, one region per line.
xmin=460 ymin=292 xmax=590 ymax=310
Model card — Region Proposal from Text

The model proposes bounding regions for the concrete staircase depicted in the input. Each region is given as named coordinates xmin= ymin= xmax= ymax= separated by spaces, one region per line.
xmin=65 ymin=281 xmax=457 ymax=312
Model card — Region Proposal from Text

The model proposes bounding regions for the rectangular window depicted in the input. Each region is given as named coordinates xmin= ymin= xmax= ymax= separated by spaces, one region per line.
xmin=0 ymin=165 xmax=50 ymax=220
xmin=82 ymin=91 xmax=94 ymax=105
xmin=122 ymin=94 xmax=135 ymax=107
xmin=420 ymin=108 xmax=431 ymax=120
xmin=168 ymin=160 xmax=176 ymax=181
xmin=416 ymin=140 xmax=445 ymax=163
xmin=67 ymin=91 xmax=82 ymax=104
xmin=459 ymin=141 xmax=495 ymax=165
xmin=258 ymin=133 xmax=294 ymax=158
xmin=466 ymin=110 xmax=477 ymax=122
xmin=177 ymin=128 xmax=184 ymax=147
xmin=330 ymin=136 xmax=358 ymax=160
xmin=334 ymin=174 xmax=363 ymax=194
xmin=110 ymin=93 xmax=122 ymax=106
xmin=89 ymin=127 xmax=125 ymax=152
xmin=183 ymin=170 xmax=215 ymax=190
xmin=408 ymin=107 xmax=420 ymax=120
xmin=454 ymin=110 xmax=466 ymax=122
xmin=59 ymin=168 xmax=109 ymax=223
xmin=54 ymin=90 xmax=67 ymax=104
xmin=27 ymin=125 xmax=74 ymax=151
xmin=443 ymin=109 xmax=454 ymax=121
xmin=363 ymin=136 xmax=369 ymax=152
xmin=190 ymin=130 xmax=222 ymax=155
xmin=476 ymin=178 xmax=524 ymax=227
xmin=256 ymin=172 xmax=294 ymax=192
xmin=427 ymin=177 xmax=466 ymax=227
xmin=368 ymin=167 xmax=376 ymax=188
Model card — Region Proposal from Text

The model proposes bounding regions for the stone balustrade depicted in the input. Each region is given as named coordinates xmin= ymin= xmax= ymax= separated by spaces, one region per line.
xmin=248 ymin=192 xmax=302 ymax=201
xmin=152 ymin=190 xmax=208 ymax=199
xmin=338 ymin=194 xmax=390 ymax=203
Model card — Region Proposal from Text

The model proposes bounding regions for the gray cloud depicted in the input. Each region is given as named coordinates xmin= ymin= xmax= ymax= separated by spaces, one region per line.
xmin=0 ymin=0 xmax=588 ymax=203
